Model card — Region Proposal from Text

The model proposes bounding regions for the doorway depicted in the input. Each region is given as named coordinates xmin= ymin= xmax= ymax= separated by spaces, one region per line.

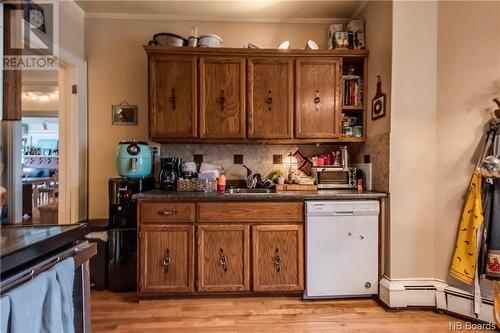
xmin=21 ymin=71 xmax=59 ymax=224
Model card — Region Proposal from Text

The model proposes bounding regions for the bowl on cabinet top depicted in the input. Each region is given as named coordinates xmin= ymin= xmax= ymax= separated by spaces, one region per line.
xmin=198 ymin=34 xmax=223 ymax=48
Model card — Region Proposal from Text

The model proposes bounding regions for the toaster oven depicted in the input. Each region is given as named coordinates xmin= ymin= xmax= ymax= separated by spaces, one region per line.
xmin=312 ymin=166 xmax=357 ymax=189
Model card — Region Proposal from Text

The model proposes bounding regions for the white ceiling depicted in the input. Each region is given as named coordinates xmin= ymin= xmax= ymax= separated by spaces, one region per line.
xmin=76 ymin=1 xmax=368 ymax=22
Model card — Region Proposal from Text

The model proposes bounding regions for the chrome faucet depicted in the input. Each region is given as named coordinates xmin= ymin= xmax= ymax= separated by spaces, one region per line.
xmin=242 ymin=165 xmax=257 ymax=188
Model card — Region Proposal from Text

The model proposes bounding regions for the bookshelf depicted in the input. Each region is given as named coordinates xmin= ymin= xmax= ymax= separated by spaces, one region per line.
xmin=340 ymin=56 xmax=367 ymax=142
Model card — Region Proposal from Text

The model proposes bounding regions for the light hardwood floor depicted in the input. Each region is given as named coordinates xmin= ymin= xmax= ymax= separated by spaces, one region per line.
xmin=91 ymin=291 xmax=488 ymax=333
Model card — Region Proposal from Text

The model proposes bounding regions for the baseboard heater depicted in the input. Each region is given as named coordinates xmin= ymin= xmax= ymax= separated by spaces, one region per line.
xmin=444 ymin=286 xmax=495 ymax=324
xmin=404 ymin=285 xmax=436 ymax=291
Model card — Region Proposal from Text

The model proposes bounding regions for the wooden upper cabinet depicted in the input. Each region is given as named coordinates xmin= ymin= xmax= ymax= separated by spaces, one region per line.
xmin=253 ymin=225 xmax=304 ymax=292
xmin=149 ymin=55 xmax=197 ymax=139
xmin=139 ymin=225 xmax=194 ymax=293
xmin=197 ymin=225 xmax=250 ymax=292
xmin=247 ymin=58 xmax=293 ymax=139
xmin=295 ymin=58 xmax=342 ymax=139
xmin=199 ymin=57 xmax=246 ymax=139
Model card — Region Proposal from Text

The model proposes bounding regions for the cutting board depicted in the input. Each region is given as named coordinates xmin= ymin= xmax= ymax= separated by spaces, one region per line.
xmin=275 ymin=184 xmax=317 ymax=192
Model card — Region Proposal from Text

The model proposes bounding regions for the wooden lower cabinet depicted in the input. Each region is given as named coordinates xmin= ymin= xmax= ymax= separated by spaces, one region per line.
xmin=197 ymin=225 xmax=250 ymax=292
xmin=252 ymin=225 xmax=304 ymax=292
xmin=139 ymin=225 xmax=194 ymax=293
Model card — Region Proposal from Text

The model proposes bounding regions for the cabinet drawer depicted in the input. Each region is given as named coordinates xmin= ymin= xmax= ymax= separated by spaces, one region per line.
xmin=198 ymin=202 xmax=303 ymax=222
xmin=140 ymin=202 xmax=196 ymax=223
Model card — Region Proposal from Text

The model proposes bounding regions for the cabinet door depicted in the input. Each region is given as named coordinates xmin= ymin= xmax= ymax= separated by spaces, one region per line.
xmin=252 ymin=225 xmax=304 ymax=292
xmin=247 ymin=58 xmax=293 ymax=139
xmin=149 ymin=55 xmax=197 ymax=139
xmin=199 ymin=57 xmax=245 ymax=139
xmin=139 ymin=225 xmax=194 ymax=293
xmin=197 ymin=225 xmax=250 ymax=292
xmin=295 ymin=58 xmax=341 ymax=139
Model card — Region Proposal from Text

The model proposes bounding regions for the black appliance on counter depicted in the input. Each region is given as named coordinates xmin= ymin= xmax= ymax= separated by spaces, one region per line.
xmin=158 ymin=157 xmax=181 ymax=190
xmin=108 ymin=177 xmax=154 ymax=291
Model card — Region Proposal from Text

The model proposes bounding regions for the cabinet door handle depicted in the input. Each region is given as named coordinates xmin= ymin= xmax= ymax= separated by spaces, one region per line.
xmin=158 ymin=209 xmax=176 ymax=216
xmin=267 ymin=90 xmax=273 ymax=111
xmin=314 ymin=89 xmax=321 ymax=111
xmin=169 ymin=88 xmax=176 ymax=111
xmin=219 ymin=90 xmax=225 ymax=112
xmin=273 ymin=248 xmax=281 ymax=272
xmin=162 ymin=248 xmax=170 ymax=273
xmin=219 ymin=248 xmax=228 ymax=272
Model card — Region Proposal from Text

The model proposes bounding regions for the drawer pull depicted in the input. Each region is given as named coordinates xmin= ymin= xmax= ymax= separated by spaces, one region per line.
xmin=162 ymin=248 xmax=170 ymax=273
xmin=273 ymin=248 xmax=281 ymax=272
xmin=219 ymin=248 xmax=228 ymax=272
xmin=158 ymin=209 xmax=176 ymax=216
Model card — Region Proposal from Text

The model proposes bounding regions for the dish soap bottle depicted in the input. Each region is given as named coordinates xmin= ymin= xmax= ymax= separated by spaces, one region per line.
xmin=217 ymin=167 xmax=226 ymax=193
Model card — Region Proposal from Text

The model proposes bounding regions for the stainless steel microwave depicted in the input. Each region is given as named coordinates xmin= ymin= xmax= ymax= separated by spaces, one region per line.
xmin=312 ymin=166 xmax=357 ymax=189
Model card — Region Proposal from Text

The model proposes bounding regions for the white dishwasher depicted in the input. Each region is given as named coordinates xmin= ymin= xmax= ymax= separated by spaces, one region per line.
xmin=305 ymin=200 xmax=379 ymax=298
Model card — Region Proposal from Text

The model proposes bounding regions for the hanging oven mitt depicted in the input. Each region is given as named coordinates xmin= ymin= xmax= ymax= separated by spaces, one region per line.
xmin=450 ymin=170 xmax=484 ymax=285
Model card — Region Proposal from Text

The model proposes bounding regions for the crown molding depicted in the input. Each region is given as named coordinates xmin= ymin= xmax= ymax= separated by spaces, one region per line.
xmin=84 ymin=12 xmax=350 ymax=24
xmin=351 ymin=0 xmax=370 ymax=19
xmin=63 ymin=0 xmax=86 ymax=18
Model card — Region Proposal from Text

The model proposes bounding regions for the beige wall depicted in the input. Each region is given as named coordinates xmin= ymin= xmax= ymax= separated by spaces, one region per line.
xmin=389 ymin=0 xmax=438 ymax=279
xmin=435 ymin=1 xmax=500 ymax=283
xmin=389 ymin=0 xmax=500 ymax=282
xmin=59 ymin=1 xmax=84 ymax=58
xmin=359 ymin=1 xmax=392 ymax=138
xmin=86 ymin=19 xmax=331 ymax=218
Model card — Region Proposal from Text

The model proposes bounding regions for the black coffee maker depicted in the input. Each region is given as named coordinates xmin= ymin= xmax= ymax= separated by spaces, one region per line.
xmin=158 ymin=158 xmax=182 ymax=190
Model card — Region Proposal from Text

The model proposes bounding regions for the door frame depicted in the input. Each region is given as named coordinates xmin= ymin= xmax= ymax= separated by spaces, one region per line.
xmin=57 ymin=46 xmax=88 ymax=223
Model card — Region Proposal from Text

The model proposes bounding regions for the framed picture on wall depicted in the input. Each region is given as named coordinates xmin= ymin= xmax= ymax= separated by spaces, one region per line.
xmin=371 ymin=75 xmax=386 ymax=120
xmin=112 ymin=102 xmax=137 ymax=125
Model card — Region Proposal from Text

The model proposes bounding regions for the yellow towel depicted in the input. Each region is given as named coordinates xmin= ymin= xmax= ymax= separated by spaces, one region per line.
xmin=450 ymin=170 xmax=484 ymax=285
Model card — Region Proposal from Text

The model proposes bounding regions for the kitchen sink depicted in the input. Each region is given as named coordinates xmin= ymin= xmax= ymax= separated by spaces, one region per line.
xmin=225 ymin=188 xmax=276 ymax=194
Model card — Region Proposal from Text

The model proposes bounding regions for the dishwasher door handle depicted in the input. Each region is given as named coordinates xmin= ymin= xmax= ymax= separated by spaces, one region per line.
xmin=333 ymin=211 xmax=355 ymax=215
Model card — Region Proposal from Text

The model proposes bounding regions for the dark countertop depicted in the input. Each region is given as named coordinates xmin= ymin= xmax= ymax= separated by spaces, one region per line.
xmin=135 ymin=189 xmax=387 ymax=201
xmin=0 ymin=224 xmax=88 ymax=275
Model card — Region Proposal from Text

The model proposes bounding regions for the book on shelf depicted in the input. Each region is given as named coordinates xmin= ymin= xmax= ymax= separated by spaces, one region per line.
xmin=342 ymin=75 xmax=363 ymax=107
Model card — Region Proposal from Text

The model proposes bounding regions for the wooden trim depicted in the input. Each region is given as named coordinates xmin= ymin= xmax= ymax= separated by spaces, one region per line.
xmin=149 ymin=137 xmax=365 ymax=144
xmin=145 ymin=46 xmax=369 ymax=57
xmin=197 ymin=224 xmax=250 ymax=292
xmin=3 ymin=4 xmax=22 ymax=121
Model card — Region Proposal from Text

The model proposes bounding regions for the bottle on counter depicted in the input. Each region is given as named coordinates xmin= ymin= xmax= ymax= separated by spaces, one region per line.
xmin=217 ymin=167 xmax=226 ymax=193
xmin=357 ymin=178 xmax=364 ymax=192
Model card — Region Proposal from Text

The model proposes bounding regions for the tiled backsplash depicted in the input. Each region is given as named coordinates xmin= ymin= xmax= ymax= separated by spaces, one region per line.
xmin=160 ymin=144 xmax=341 ymax=180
